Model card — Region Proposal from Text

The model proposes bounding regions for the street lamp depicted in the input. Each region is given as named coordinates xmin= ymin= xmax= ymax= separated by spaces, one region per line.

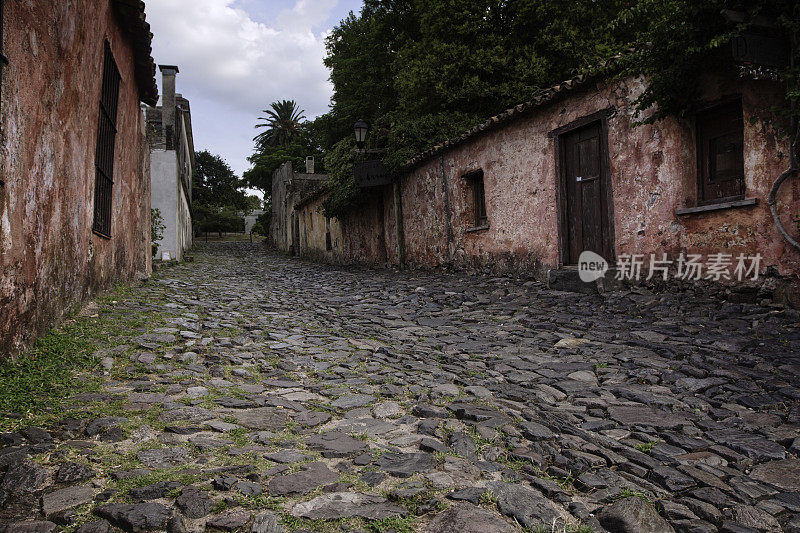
xmin=354 ymin=119 xmax=368 ymax=151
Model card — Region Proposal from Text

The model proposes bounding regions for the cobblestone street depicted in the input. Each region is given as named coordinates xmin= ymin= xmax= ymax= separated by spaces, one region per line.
xmin=2 ymin=241 xmax=800 ymax=532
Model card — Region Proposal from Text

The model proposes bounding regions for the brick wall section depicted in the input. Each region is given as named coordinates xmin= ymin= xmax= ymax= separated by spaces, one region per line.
xmin=0 ymin=1 xmax=152 ymax=356
xmin=335 ymin=75 xmax=799 ymax=281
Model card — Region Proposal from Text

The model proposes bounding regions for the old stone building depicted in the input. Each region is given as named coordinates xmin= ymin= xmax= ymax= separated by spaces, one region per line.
xmin=146 ymin=65 xmax=194 ymax=261
xmin=270 ymin=160 xmax=328 ymax=256
xmin=0 ymin=0 xmax=158 ymax=356
xmin=294 ymin=188 xmax=344 ymax=262
xmin=280 ymin=66 xmax=800 ymax=301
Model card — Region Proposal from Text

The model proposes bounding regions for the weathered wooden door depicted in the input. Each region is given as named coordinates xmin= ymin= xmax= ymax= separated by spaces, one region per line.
xmin=561 ymin=122 xmax=614 ymax=264
xmin=291 ymin=213 xmax=300 ymax=256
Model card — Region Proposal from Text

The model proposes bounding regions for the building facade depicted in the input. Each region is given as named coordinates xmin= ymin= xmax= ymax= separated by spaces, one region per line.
xmin=395 ymin=74 xmax=799 ymax=277
xmin=294 ymin=189 xmax=344 ymax=262
xmin=270 ymin=161 xmax=328 ymax=255
xmin=0 ymin=0 xmax=158 ymax=356
xmin=293 ymin=71 xmax=800 ymax=303
xmin=146 ymin=66 xmax=194 ymax=261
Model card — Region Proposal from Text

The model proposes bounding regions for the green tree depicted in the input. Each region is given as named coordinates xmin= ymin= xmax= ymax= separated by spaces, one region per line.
xmin=251 ymin=208 xmax=271 ymax=236
xmin=245 ymin=100 xmax=324 ymax=197
xmin=192 ymin=150 xmax=247 ymax=210
xmin=244 ymin=195 xmax=262 ymax=214
xmin=244 ymin=143 xmax=308 ymax=195
xmin=254 ymin=100 xmax=307 ymax=149
xmin=614 ymin=0 xmax=799 ymax=134
xmin=316 ymin=0 xmax=634 ymax=216
xmin=195 ymin=205 xmax=244 ymax=237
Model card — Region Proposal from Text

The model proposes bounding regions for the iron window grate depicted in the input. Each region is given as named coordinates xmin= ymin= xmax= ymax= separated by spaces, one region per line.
xmin=92 ymin=42 xmax=121 ymax=237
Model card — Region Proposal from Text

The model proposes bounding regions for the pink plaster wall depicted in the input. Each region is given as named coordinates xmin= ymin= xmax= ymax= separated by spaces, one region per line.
xmin=339 ymin=188 xmax=393 ymax=265
xmin=0 ymin=1 xmax=152 ymax=357
xmin=351 ymin=74 xmax=800 ymax=279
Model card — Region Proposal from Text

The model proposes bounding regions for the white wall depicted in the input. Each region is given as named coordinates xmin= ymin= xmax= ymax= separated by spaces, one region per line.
xmin=176 ymin=188 xmax=192 ymax=259
xmin=151 ymin=150 xmax=179 ymax=260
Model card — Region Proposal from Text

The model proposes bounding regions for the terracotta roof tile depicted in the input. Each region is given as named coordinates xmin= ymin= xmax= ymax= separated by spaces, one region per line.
xmin=112 ymin=0 xmax=158 ymax=106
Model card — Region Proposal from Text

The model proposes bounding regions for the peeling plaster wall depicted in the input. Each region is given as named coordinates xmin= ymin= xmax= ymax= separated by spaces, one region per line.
xmin=340 ymin=75 xmax=798 ymax=280
xmin=269 ymin=162 xmax=328 ymax=254
xmin=270 ymin=162 xmax=292 ymax=251
xmin=151 ymin=149 xmax=178 ymax=258
xmin=339 ymin=188 xmax=395 ymax=266
xmin=0 ymin=1 xmax=152 ymax=357
xmin=605 ymin=76 xmax=799 ymax=277
xmin=296 ymin=196 xmax=343 ymax=262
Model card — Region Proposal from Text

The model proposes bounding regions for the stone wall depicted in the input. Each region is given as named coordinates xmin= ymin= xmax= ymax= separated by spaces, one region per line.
xmin=0 ymin=1 xmax=153 ymax=356
xmin=270 ymin=163 xmax=293 ymax=251
xmin=335 ymin=75 xmax=800 ymax=288
xmin=270 ymin=162 xmax=327 ymax=254
xmin=296 ymin=195 xmax=343 ymax=262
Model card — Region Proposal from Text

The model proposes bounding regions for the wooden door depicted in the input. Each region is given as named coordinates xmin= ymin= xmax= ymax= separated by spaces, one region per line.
xmin=292 ymin=213 xmax=300 ymax=256
xmin=561 ymin=122 xmax=613 ymax=264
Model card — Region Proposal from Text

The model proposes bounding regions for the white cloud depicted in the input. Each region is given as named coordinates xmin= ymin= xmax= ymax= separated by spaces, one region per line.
xmin=146 ymin=0 xmax=337 ymax=179
xmin=277 ymin=0 xmax=338 ymax=30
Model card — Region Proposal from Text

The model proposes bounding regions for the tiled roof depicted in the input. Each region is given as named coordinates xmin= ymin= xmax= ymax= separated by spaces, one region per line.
xmin=401 ymin=51 xmax=629 ymax=172
xmin=112 ymin=0 xmax=158 ymax=106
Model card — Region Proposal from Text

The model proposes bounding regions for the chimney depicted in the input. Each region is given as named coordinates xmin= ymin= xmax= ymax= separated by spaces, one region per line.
xmin=159 ymin=65 xmax=179 ymax=150
xmin=305 ymin=156 xmax=315 ymax=174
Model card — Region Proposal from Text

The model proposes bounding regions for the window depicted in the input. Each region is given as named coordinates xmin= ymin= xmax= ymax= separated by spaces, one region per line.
xmin=696 ymin=99 xmax=745 ymax=205
xmin=464 ymin=169 xmax=487 ymax=228
xmin=92 ymin=42 xmax=121 ymax=237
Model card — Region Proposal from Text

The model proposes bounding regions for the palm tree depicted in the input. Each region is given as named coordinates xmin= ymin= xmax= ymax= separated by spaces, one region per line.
xmin=253 ymin=100 xmax=306 ymax=149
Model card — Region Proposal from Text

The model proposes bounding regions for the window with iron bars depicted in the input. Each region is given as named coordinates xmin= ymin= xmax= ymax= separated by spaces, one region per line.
xmin=92 ymin=41 xmax=121 ymax=237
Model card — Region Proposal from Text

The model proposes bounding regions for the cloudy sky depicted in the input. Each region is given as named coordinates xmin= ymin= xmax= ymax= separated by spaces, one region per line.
xmin=147 ymin=0 xmax=363 ymax=194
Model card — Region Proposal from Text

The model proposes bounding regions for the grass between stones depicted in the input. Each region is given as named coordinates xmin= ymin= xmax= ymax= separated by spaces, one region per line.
xmin=279 ymin=513 xmax=418 ymax=533
xmin=0 ymin=275 xmax=187 ymax=431
xmin=0 ymin=319 xmax=102 ymax=428
xmin=0 ymin=290 xmax=144 ymax=432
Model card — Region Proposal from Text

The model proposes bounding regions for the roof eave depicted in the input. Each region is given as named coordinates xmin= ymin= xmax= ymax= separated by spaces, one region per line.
xmin=112 ymin=0 xmax=159 ymax=106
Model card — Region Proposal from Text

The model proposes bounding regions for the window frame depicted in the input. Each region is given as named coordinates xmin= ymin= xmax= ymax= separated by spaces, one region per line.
xmin=695 ymin=97 xmax=746 ymax=206
xmin=92 ymin=41 xmax=121 ymax=238
xmin=463 ymin=169 xmax=488 ymax=230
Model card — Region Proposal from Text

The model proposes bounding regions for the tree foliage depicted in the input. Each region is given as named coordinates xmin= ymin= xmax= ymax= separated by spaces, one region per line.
xmin=194 ymin=204 xmax=244 ymax=236
xmin=254 ymin=100 xmax=307 ymax=150
xmin=315 ymin=0 xmax=635 ymax=217
xmin=192 ymin=150 xmax=250 ymax=236
xmin=250 ymin=0 xmax=799 ymax=219
xmin=193 ymin=150 xmax=247 ymax=210
xmin=615 ymin=0 xmax=799 ymax=136
xmin=244 ymin=101 xmax=326 ymax=197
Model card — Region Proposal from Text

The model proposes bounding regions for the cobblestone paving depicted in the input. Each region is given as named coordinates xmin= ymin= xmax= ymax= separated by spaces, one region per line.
xmin=2 ymin=241 xmax=800 ymax=533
